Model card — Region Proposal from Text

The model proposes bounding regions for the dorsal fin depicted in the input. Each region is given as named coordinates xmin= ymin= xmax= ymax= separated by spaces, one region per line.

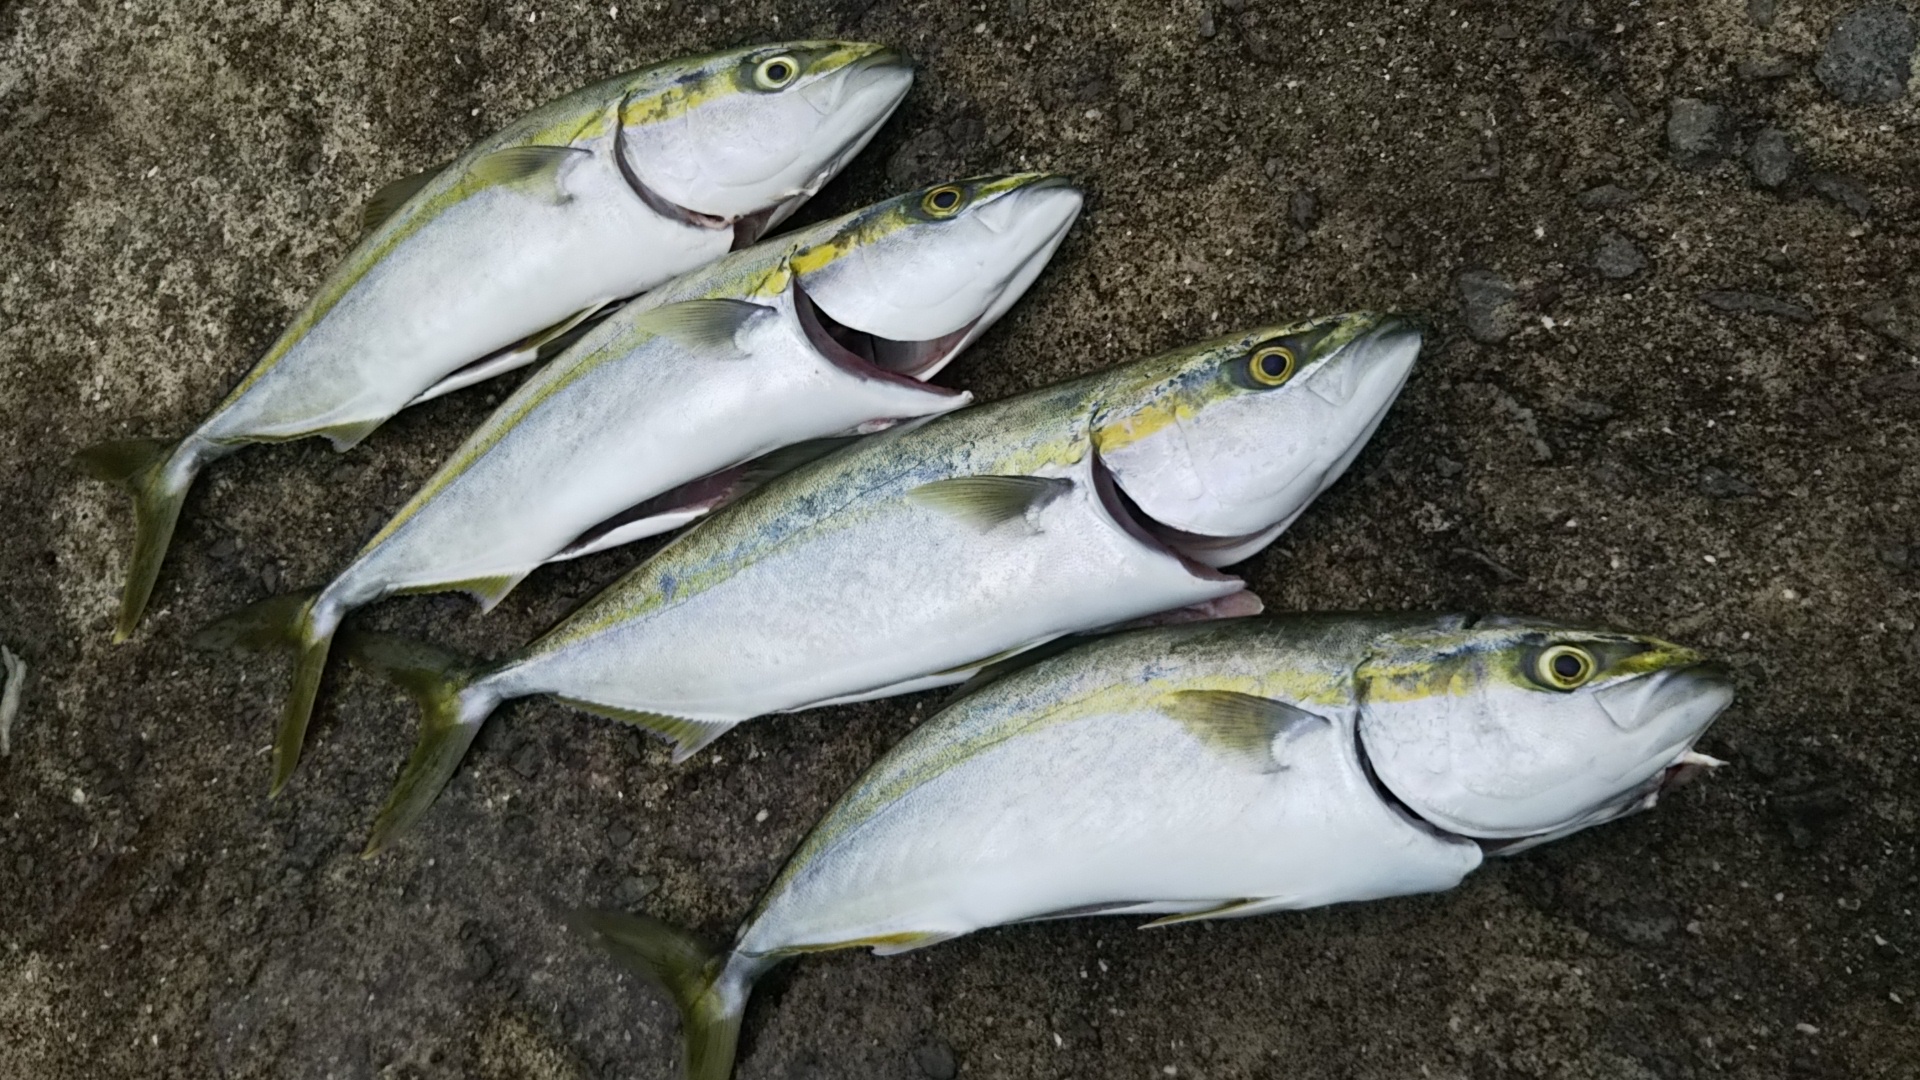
xmin=907 ymin=475 xmax=1072 ymax=527
xmin=361 ymin=163 xmax=445 ymax=233
xmin=1153 ymin=690 xmax=1329 ymax=773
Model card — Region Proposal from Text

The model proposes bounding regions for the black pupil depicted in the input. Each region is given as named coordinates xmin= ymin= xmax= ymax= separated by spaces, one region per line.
xmin=1552 ymin=653 xmax=1583 ymax=680
xmin=1260 ymin=351 xmax=1287 ymax=378
xmin=767 ymin=62 xmax=791 ymax=81
xmin=933 ymin=190 xmax=958 ymax=209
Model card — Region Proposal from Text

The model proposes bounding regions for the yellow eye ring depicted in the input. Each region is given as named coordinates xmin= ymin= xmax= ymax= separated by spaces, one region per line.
xmin=754 ymin=55 xmax=800 ymax=90
xmin=1248 ymin=346 xmax=1296 ymax=387
xmin=1535 ymin=645 xmax=1596 ymax=691
xmin=923 ymin=185 xmax=965 ymax=216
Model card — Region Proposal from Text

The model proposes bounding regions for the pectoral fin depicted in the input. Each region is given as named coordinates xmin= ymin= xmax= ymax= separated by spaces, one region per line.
xmin=1154 ymin=690 xmax=1329 ymax=773
xmin=558 ymin=697 xmax=735 ymax=764
xmin=633 ymin=297 xmax=769 ymax=352
xmin=362 ymin=164 xmax=445 ymax=232
xmin=467 ymin=145 xmax=587 ymax=199
xmin=907 ymin=475 xmax=1072 ymax=527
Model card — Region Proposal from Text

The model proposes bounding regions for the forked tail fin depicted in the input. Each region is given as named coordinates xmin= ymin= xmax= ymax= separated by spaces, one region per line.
xmin=574 ymin=910 xmax=766 ymax=1080
xmin=341 ymin=631 xmax=492 ymax=855
xmin=74 ymin=438 xmax=198 ymax=641
xmin=192 ymin=591 xmax=332 ymax=795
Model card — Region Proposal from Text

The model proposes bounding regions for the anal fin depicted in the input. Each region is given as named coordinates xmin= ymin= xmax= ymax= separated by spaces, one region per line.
xmin=558 ymin=697 xmax=735 ymax=763
xmin=398 ymin=571 xmax=530 ymax=612
xmin=1140 ymin=898 xmax=1285 ymax=928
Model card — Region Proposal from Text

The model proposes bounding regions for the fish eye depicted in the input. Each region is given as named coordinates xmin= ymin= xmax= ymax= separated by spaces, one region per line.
xmin=1533 ymin=645 xmax=1596 ymax=691
xmin=1247 ymin=345 xmax=1296 ymax=387
xmin=754 ymin=55 xmax=800 ymax=90
xmin=923 ymin=185 xmax=965 ymax=216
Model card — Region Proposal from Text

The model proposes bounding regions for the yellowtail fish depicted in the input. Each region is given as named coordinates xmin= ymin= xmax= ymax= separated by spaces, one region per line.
xmin=347 ymin=313 xmax=1424 ymax=850
xmin=580 ymin=613 xmax=1733 ymax=1080
xmin=199 ymin=174 xmax=1082 ymax=793
xmin=77 ymin=41 xmax=913 ymax=639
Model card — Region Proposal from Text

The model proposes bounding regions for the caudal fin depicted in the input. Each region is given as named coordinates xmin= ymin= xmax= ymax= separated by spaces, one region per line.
xmin=192 ymin=591 xmax=332 ymax=795
xmin=341 ymin=631 xmax=489 ymax=855
xmin=75 ymin=438 xmax=197 ymax=641
xmin=574 ymin=910 xmax=762 ymax=1080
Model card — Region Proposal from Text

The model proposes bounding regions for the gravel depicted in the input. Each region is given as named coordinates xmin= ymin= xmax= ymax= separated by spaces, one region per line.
xmin=1810 ymin=172 xmax=1877 ymax=217
xmin=1576 ymin=184 xmax=1636 ymax=210
xmin=1814 ymin=3 xmax=1918 ymax=105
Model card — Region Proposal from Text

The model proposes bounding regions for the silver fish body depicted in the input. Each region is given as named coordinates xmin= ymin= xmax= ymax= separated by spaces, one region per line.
xmin=351 ymin=313 xmax=1423 ymax=849
xmin=81 ymin=42 xmax=912 ymax=639
xmin=581 ymin=614 xmax=1733 ymax=1080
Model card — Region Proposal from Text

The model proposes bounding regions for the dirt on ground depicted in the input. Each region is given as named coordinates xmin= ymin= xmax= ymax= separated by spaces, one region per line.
xmin=2 ymin=1 xmax=1916 ymax=1077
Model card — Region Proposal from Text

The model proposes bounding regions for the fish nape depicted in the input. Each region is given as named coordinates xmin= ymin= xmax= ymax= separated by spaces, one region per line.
xmin=344 ymin=313 xmax=1418 ymax=852
xmin=576 ymin=614 xmax=1734 ymax=1080
xmin=77 ymin=41 xmax=915 ymax=638
xmin=192 ymin=174 xmax=1083 ymax=799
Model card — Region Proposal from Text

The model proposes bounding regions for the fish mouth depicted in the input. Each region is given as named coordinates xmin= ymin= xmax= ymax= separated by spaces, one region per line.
xmin=793 ymin=280 xmax=971 ymax=392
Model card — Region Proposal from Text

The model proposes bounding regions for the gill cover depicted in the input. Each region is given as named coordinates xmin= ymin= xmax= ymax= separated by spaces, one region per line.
xmin=1091 ymin=313 xmax=1422 ymax=547
xmin=618 ymin=43 xmax=913 ymax=222
xmin=1353 ymin=625 xmax=1734 ymax=839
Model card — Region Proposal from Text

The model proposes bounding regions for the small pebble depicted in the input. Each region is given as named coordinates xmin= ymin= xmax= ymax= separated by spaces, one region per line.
xmin=1457 ymin=269 xmax=1521 ymax=344
xmin=1697 ymin=467 xmax=1757 ymax=499
xmin=913 ymin=1037 xmax=958 ymax=1079
xmin=1667 ymin=97 xmax=1734 ymax=170
xmin=1737 ymin=56 xmax=1797 ymax=80
xmin=510 ymin=742 xmax=541 ymax=779
xmin=260 ymin=563 xmax=280 ymax=593
xmin=1198 ymin=8 xmax=1215 ymax=37
xmin=1746 ymin=127 xmax=1798 ymax=189
xmin=1815 ymin=3 xmax=1917 ymax=105
xmin=615 ymin=874 xmax=659 ymax=903
xmin=1859 ymin=296 xmax=1920 ymax=349
xmin=1434 ymin=456 xmax=1464 ymax=478
xmin=607 ymin=824 xmax=634 ymax=848
xmin=1289 ymin=189 xmax=1318 ymax=230
xmin=1747 ymin=0 xmax=1778 ymax=27
xmin=1566 ymin=399 xmax=1616 ymax=421
xmin=1810 ymin=172 xmax=1876 ymax=218
xmin=1575 ymin=184 xmax=1635 ymax=210
xmin=1796 ymin=1022 xmax=1820 ymax=1035
xmin=1700 ymin=290 xmax=1815 ymax=323
xmin=1593 ymin=230 xmax=1648 ymax=280
xmin=209 ymin=535 xmax=240 ymax=560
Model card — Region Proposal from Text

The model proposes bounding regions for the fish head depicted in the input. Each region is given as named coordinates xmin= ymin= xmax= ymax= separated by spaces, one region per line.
xmin=787 ymin=173 xmax=1085 ymax=379
xmin=620 ymin=42 xmax=913 ymax=231
xmin=1354 ymin=619 xmax=1734 ymax=852
xmin=1091 ymin=312 xmax=1422 ymax=551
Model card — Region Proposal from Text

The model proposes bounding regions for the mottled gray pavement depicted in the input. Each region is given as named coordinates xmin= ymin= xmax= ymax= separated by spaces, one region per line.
xmin=2 ymin=1 xmax=1916 ymax=1078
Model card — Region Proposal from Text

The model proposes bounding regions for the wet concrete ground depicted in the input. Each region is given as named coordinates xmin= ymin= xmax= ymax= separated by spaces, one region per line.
xmin=2 ymin=1 xmax=1917 ymax=1077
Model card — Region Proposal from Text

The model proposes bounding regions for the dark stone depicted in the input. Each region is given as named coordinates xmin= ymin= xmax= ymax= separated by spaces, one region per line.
xmin=1810 ymin=172 xmax=1876 ymax=217
xmin=1859 ymin=295 xmax=1920 ymax=349
xmin=1115 ymin=103 xmax=1135 ymax=133
xmin=1748 ymin=0 xmax=1778 ymax=27
xmin=614 ymin=874 xmax=659 ymax=903
xmin=1696 ymin=467 xmax=1757 ymax=498
xmin=1771 ymin=785 xmax=1851 ymax=848
xmin=460 ymin=938 xmax=494 ymax=982
xmin=1747 ymin=126 xmax=1798 ymax=189
xmin=1815 ymin=3 xmax=1918 ymax=104
xmin=1289 ymin=189 xmax=1318 ymax=230
xmin=1576 ymin=184 xmax=1636 ymax=210
xmin=1593 ymin=230 xmax=1648 ymax=279
xmin=259 ymin=563 xmax=279 ymax=593
xmin=1700 ymin=290 xmax=1816 ymax=323
xmin=913 ymin=1037 xmax=958 ymax=1079
xmin=1566 ymin=398 xmax=1617 ymax=421
xmin=1738 ymin=56 xmax=1798 ymax=80
xmin=1434 ymin=456 xmax=1464 ymax=478
xmin=1862 ymin=368 xmax=1920 ymax=395
xmin=1457 ymin=269 xmax=1521 ymax=344
xmin=1198 ymin=8 xmax=1216 ymax=37
xmin=607 ymin=824 xmax=634 ymax=848
xmin=885 ymin=129 xmax=950 ymax=189
xmin=209 ymin=534 xmax=240 ymax=560
xmin=1879 ymin=543 xmax=1912 ymax=569
xmin=1666 ymin=98 xmax=1734 ymax=169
